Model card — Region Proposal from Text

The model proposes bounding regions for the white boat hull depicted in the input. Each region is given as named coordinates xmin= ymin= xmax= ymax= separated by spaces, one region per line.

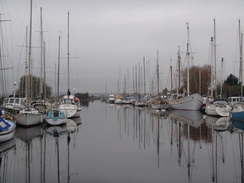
xmin=15 ymin=109 xmax=42 ymax=127
xmin=58 ymin=104 xmax=81 ymax=118
xmin=169 ymin=93 xmax=203 ymax=111
xmin=205 ymin=101 xmax=232 ymax=117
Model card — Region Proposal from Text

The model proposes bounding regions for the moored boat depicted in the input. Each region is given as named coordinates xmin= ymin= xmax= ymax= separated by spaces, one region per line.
xmin=0 ymin=109 xmax=16 ymax=143
xmin=58 ymin=93 xmax=81 ymax=118
xmin=205 ymin=99 xmax=232 ymax=117
xmin=45 ymin=108 xmax=67 ymax=126
xmin=169 ymin=93 xmax=203 ymax=111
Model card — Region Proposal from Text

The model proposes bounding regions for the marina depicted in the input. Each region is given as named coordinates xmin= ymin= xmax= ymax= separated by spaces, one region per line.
xmin=0 ymin=0 xmax=244 ymax=182
xmin=0 ymin=100 xmax=244 ymax=182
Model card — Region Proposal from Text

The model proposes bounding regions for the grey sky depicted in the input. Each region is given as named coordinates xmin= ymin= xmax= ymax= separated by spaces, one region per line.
xmin=0 ymin=0 xmax=243 ymax=95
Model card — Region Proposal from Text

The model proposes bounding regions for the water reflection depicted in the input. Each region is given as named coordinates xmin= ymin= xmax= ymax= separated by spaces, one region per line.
xmin=113 ymin=103 xmax=244 ymax=183
xmin=2 ymin=101 xmax=244 ymax=182
xmin=0 ymin=118 xmax=80 ymax=183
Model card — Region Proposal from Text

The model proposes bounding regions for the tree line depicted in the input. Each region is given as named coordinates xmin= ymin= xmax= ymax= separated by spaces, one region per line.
xmin=169 ymin=64 xmax=241 ymax=98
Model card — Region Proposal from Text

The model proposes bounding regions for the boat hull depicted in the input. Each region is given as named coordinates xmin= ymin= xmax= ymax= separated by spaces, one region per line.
xmin=15 ymin=109 xmax=42 ymax=127
xmin=169 ymin=93 xmax=203 ymax=111
xmin=230 ymin=103 xmax=244 ymax=121
xmin=58 ymin=104 xmax=81 ymax=118
xmin=45 ymin=110 xmax=67 ymax=126
xmin=0 ymin=120 xmax=16 ymax=143
xmin=230 ymin=111 xmax=244 ymax=121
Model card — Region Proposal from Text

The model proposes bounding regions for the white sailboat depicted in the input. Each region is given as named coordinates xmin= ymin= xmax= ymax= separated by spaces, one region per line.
xmin=205 ymin=99 xmax=232 ymax=117
xmin=169 ymin=23 xmax=203 ymax=111
xmin=205 ymin=19 xmax=231 ymax=117
xmin=58 ymin=12 xmax=81 ymax=118
xmin=15 ymin=0 xmax=42 ymax=126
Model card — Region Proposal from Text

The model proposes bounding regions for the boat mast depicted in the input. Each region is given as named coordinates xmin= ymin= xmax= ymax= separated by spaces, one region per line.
xmin=210 ymin=37 xmax=214 ymax=97
xmin=43 ymin=41 xmax=46 ymax=100
xmin=67 ymin=12 xmax=70 ymax=93
xmin=220 ymin=58 xmax=224 ymax=98
xmin=213 ymin=19 xmax=217 ymax=98
xmin=177 ymin=46 xmax=181 ymax=97
xmin=170 ymin=56 xmax=173 ymax=94
xmin=40 ymin=7 xmax=43 ymax=98
xmin=186 ymin=22 xmax=190 ymax=96
xmin=143 ymin=56 xmax=146 ymax=95
xmin=57 ymin=35 xmax=61 ymax=98
xmin=27 ymin=0 xmax=33 ymax=104
xmin=156 ymin=50 xmax=160 ymax=97
xmin=25 ymin=26 xmax=28 ymax=98
xmin=239 ymin=19 xmax=243 ymax=98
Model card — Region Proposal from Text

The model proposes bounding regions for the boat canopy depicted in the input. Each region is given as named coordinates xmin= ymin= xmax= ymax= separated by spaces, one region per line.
xmin=0 ymin=117 xmax=11 ymax=131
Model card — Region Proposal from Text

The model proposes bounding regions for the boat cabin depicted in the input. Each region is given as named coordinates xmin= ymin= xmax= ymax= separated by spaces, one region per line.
xmin=228 ymin=96 xmax=243 ymax=107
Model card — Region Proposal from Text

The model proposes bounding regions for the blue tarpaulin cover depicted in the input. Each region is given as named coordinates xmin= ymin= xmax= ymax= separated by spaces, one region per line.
xmin=0 ymin=117 xmax=11 ymax=131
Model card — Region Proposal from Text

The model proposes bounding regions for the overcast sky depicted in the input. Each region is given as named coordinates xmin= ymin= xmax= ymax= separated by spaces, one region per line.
xmin=0 ymin=0 xmax=244 ymax=95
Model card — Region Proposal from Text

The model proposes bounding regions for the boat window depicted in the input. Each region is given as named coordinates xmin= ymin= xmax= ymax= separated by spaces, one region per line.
xmin=9 ymin=99 xmax=14 ymax=104
xmin=64 ymin=99 xmax=72 ymax=104
xmin=15 ymin=99 xmax=20 ymax=104
xmin=53 ymin=110 xmax=59 ymax=117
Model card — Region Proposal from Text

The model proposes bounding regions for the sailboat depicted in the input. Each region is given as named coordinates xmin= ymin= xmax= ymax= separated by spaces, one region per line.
xmin=58 ymin=12 xmax=81 ymax=118
xmin=150 ymin=50 xmax=169 ymax=110
xmin=15 ymin=0 xmax=42 ymax=127
xmin=45 ymin=35 xmax=67 ymax=125
xmin=205 ymin=19 xmax=232 ymax=117
xmin=229 ymin=20 xmax=244 ymax=121
xmin=168 ymin=23 xmax=203 ymax=111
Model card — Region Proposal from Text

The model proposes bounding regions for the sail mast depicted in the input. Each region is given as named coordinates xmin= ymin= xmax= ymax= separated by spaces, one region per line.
xmin=239 ymin=19 xmax=243 ymax=98
xmin=214 ymin=19 xmax=217 ymax=98
xmin=27 ymin=0 xmax=33 ymax=103
xmin=156 ymin=50 xmax=160 ymax=97
xmin=57 ymin=35 xmax=61 ymax=98
xmin=186 ymin=22 xmax=190 ymax=96
xmin=67 ymin=12 xmax=70 ymax=92
xmin=40 ymin=7 xmax=43 ymax=98
xmin=177 ymin=46 xmax=181 ymax=97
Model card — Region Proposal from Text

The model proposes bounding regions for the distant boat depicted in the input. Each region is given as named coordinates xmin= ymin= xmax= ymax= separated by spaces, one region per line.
xmin=45 ymin=108 xmax=67 ymax=126
xmin=108 ymin=94 xmax=115 ymax=104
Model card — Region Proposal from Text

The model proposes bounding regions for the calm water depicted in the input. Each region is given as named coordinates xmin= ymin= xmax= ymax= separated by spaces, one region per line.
xmin=1 ymin=100 xmax=244 ymax=183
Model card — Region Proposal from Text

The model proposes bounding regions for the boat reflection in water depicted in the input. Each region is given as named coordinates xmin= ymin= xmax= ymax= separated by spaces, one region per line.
xmin=204 ymin=115 xmax=230 ymax=132
xmin=0 ymin=138 xmax=16 ymax=182
xmin=3 ymin=101 xmax=244 ymax=182
xmin=1 ymin=117 xmax=80 ymax=183
xmin=169 ymin=110 xmax=204 ymax=128
xmin=169 ymin=110 xmax=204 ymax=182
xmin=229 ymin=120 xmax=244 ymax=183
